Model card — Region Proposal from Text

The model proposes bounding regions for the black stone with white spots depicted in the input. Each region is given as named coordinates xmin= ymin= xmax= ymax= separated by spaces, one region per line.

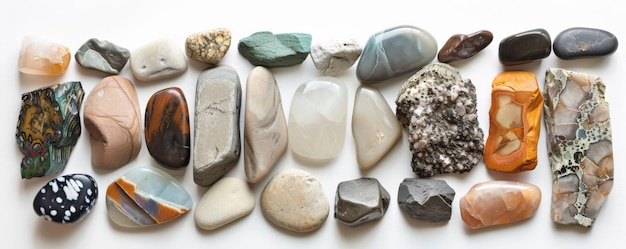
xmin=33 ymin=174 xmax=98 ymax=224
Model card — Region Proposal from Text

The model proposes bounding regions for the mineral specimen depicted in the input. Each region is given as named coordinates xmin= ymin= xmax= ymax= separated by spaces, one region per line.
xmin=310 ymin=38 xmax=362 ymax=76
xmin=484 ymin=71 xmax=543 ymax=173
xmin=543 ymin=68 xmax=613 ymax=227
xmin=130 ymin=38 xmax=188 ymax=81
xmin=437 ymin=30 xmax=493 ymax=63
xmin=238 ymin=31 xmax=312 ymax=68
xmin=75 ymin=38 xmax=130 ymax=74
xmin=16 ymin=81 xmax=84 ymax=179
xmin=459 ymin=181 xmax=541 ymax=229
xmin=33 ymin=174 xmax=98 ymax=224
xmin=499 ymin=28 xmax=551 ymax=66
xmin=395 ymin=63 xmax=484 ymax=177
xmin=397 ymin=178 xmax=455 ymax=222
xmin=553 ymin=27 xmax=618 ymax=60
xmin=195 ymin=177 xmax=255 ymax=230
xmin=185 ymin=28 xmax=231 ymax=64
xmin=334 ymin=178 xmax=390 ymax=227
xmin=18 ymin=36 xmax=71 ymax=76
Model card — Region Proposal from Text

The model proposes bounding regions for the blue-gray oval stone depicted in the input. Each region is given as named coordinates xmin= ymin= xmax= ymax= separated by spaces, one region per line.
xmin=553 ymin=27 xmax=618 ymax=60
xmin=33 ymin=174 xmax=98 ymax=224
xmin=356 ymin=25 xmax=437 ymax=84
xmin=499 ymin=28 xmax=551 ymax=66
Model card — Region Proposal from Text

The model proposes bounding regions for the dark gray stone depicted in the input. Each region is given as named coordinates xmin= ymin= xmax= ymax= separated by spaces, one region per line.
xmin=398 ymin=178 xmax=455 ymax=222
xmin=238 ymin=31 xmax=312 ymax=68
xmin=553 ymin=27 xmax=618 ymax=60
xmin=498 ymin=28 xmax=551 ymax=66
xmin=334 ymin=178 xmax=390 ymax=227
xmin=75 ymin=38 xmax=130 ymax=74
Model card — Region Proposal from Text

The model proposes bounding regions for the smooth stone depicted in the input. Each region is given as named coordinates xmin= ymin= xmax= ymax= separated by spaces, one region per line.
xmin=334 ymin=178 xmax=390 ymax=227
xmin=261 ymin=168 xmax=329 ymax=232
xmin=395 ymin=63 xmax=485 ymax=177
xmin=459 ymin=181 xmax=541 ymax=229
xmin=33 ymin=174 xmax=98 ymax=224
xmin=485 ymin=71 xmax=543 ymax=173
xmin=16 ymin=81 xmax=84 ymax=179
xmin=310 ymin=38 xmax=362 ymax=76
xmin=84 ymin=76 xmax=142 ymax=169
xmin=543 ymin=68 xmax=613 ymax=227
xmin=438 ymin=30 xmax=493 ymax=63
xmin=397 ymin=178 xmax=455 ymax=222
xmin=356 ymin=25 xmax=437 ymax=84
xmin=75 ymin=38 xmax=130 ymax=74
xmin=288 ymin=77 xmax=347 ymax=161
xmin=106 ymin=167 xmax=193 ymax=228
xmin=145 ymin=87 xmax=190 ymax=168
xmin=185 ymin=28 xmax=231 ymax=64
xmin=243 ymin=66 xmax=288 ymax=183
xmin=499 ymin=28 xmax=551 ymax=66
xmin=194 ymin=177 xmax=255 ymax=230
xmin=194 ymin=65 xmax=242 ymax=187
xmin=238 ymin=31 xmax=312 ymax=67
xmin=352 ymin=85 xmax=402 ymax=169
xmin=18 ymin=36 xmax=71 ymax=76
xmin=553 ymin=27 xmax=618 ymax=60
xmin=130 ymin=38 xmax=188 ymax=81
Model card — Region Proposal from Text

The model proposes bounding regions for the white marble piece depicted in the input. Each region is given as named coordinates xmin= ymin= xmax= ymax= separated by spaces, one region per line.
xmin=194 ymin=177 xmax=255 ymax=230
xmin=130 ymin=38 xmax=188 ymax=81
xmin=310 ymin=38 xmax=362 ymax=76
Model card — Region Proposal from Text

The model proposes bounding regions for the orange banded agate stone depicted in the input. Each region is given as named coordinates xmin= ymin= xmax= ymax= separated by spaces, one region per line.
xmin=484 ymin=71 xmax=543 ymax=172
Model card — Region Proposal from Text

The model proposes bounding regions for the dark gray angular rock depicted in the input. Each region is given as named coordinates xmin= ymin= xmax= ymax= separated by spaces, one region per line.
xmin=334 ymin=178 xmax=390 ymax=227
xmin=397 ymin=178 xmax=455 ymax=222
xmin=499 ymin=28 xmax=551 ymax=66
xmin=553 ymin=27 xmax=618 ymax=60
xmin=75 ymin=38 xmax=130 ymax=74
xmin=238 ymin=31 xmax=312 ymax=68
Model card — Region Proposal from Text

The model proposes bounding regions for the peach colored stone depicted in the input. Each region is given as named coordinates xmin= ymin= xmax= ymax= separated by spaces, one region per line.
xmin=18 ymin=36 xmax=71 ymax=76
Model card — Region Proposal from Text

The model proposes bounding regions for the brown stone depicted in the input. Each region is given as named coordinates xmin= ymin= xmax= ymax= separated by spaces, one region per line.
xmin=437 ymin=30 xmax=493 ymax=63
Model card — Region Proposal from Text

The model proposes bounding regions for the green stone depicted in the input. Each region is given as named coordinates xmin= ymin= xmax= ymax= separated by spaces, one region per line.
xmin=238 ymin=31 xmax=312 ymax=68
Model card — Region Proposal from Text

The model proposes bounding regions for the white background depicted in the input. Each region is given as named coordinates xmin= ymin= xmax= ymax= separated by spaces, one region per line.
xmin=2 ymin=0 xmax=624 ymax=248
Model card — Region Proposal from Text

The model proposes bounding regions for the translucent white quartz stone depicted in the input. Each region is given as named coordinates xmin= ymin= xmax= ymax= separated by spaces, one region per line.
xmin=288 ymin=77 xmax=347 ymax=161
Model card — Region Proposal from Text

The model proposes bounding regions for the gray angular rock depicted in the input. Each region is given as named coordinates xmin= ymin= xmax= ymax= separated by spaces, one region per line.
xmin=75 ymin=38 xmax=130 ymax=74
xmin=238 ymin=31 xmax=312 ymax=68
xmin=397 ymin=178 xmax=455 ymax=222
xmin=553 ymin=27 xmax=618 ymax=60
xmin=334 ymin=178 xmax=390 ymax=227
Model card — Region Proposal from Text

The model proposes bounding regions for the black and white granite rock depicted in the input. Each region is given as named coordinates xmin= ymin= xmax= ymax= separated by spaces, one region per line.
xmin=499 ymin=28 xmax=551 ymax=66
xmin=553 ymin=27 xmax=618 ymax=60
xmin=334 ymin=178 xmax=390 ymax=227
xmin=33 ymin=174 xmax=98 ymax=224
xmin=75 ymin=38 xmax=130 ymax=74
xmin=397 ymin=178 xmax=455 ymax=222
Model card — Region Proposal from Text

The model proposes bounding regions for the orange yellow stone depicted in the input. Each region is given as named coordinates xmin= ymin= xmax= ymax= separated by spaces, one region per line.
xmin=484 ymin=71 xmax=543 ymax=172
xmin=459 ymin=181 xmax=541 ymax=229
xmin=18 ymin=36 xmax=71 ymax=76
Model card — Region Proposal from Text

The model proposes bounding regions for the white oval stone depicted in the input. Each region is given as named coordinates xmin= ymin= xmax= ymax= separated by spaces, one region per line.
xmin=260 ymin=168 xmax=329 ymax=232
xmin=288 ymin=77 xmax=347 ymax=161
xmin=194 ymin=177 xmax=255 ymax=230
xmin=130 ymin=38 xmax=188 ymax=81
xmin=310 ymin=38 xmax=362 ymax=76
xmin=352 ymin=86 xmax=402 ymax=169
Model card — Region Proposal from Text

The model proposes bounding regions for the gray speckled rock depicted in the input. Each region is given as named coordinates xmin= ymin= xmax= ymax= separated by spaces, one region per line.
xmin=499 ymin=28 xmax=551 ymax=66
xmin=193 ymin=65 xmax=242 ymax=187
xmin=356 ymin=25 xmax=437 ymax=84
xmin=553 ymin=27 xmax=618 ymax=60
xmin=398 ymin=178 xmax=455 ymax=222
xmin=334 ymin=178 xmax=390 ymax=227
xmin=238 ymin=31 xmax=312 ymax=68
xmin=310 ymin=38 xmax=362 ymax=76
xmin=75 ymin=38 xmax=130 ymax=74
xmin=130 ymin=38 xmax=188 ymax=81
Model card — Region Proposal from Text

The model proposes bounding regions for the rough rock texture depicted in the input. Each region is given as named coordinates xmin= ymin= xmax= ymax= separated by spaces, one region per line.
xmin=543 ymin=68 xmax=613 ymax=227
xmin=334 ymin=178 xmax=390 ymax=227
xmin=397 ymin=178 xmax=455 ymax=222
xmin=310 ymin=38 xmax=362 ymax=76
xmin=75 ymin=38 xmax=130 ymax=74
xmin=238 ymin=31 xmax=312 ymax=68
xmin=499 ymin=28 xmax=551 ymax=66
xmin=438 ymin=30 xmax=493 ymax=63
xmin=396 ymin=63 xmax=484 ymax=177
xmin=553 ymin=27 xmax=618 ymax=60
xmin=185 ymin=28 xmax=231 ymax=64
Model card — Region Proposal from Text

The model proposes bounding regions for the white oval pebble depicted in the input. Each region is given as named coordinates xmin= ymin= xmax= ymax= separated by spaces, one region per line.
xmin=130 ymin=38 xmax=188 ymax=81
xmin=194 ymin=177 xmax=255 ymax=230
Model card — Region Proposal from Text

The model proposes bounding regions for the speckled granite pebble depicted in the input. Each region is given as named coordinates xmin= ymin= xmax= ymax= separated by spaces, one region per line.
xmin=185 ymin=28 xmax=231 ymax=64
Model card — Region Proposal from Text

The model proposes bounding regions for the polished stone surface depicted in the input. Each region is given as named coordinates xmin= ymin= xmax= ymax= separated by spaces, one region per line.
xmin=438 ymin=30 xmax=493 ymax=63
xmin=238 ymin=31 xmax=312 ymax=68
xmin=244 ymin=66 xmax=288 ymax=183
xmin=499 ymin=28 xmax=551 ymax=66
xmin=194 ymin=65 xmax=242 ymax=187
xmin=310 ymin=38 xmax=362 ymax=76
xmin=396 ymin=63 xmax=484 ymax=177
xmin=288 ymin=77 xmax=347 ymax=161
xmin=261 ymin=168 xmax=329 ymax=232
xmin=185 ymin=28 xmax=231 ymax=64
xmin=130 ymin=38 xmax=188 ymax=81
xmin=75 ymin=38 xmax=130 ymax=74
xmin=553 ymin=27 xmax=618 ymax=60
xmin=543 ymin=68 xmax=613 ymax=227
xmin=106 ymin=167 xmax=193 ymax=228
xmin=16 ymin=81 xmax=84 ymax=179
xmin=460 ymin=181 xmax=541 ymax=229
xmin=397 ymin=178 xmax=455 ymax=222
xmin=195 ymin=177 xmax=255 ymax=230
xmin=334 ymin=178 xmax=390 ymax=227
xmin=352 ymin=85 xmax=401 ymax=169
xmin=18 ymin=36 xmax=71 ymax=76
xmin=84 ymin=76 xmax=142 ymax=169
xmin=356 ymin=25 xmax=437 ymax=84
xmin=485 ymin=71 xmax=543 ymax=173
xmin=145 ymin=87 xmax=190 ymax=168
xmin=33 ymin=174 xmax=98 ymax=224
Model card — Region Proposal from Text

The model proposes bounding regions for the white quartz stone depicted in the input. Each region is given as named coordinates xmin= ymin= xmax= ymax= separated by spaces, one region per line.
xmin=310 ymin=38 xmax=362 ymax=76
xmin=352 ymin=86 xmax=402 ymax=169
xmin=130 ymin=38 xmax=188 ymax=81
xmin=288 ymin=77 xmax=347 ymax=161
xmin=194 ymin=177 xmax=255 ymax=230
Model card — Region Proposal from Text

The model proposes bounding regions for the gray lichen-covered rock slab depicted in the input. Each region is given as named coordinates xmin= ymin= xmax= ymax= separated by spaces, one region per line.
xmin=75 ymin=38 xmax=130 ymax=74
xmin=395 ymin=63 xmax=484 ymax=177
xmin=334 ymin=178 xmax=390 ymax=227
xmin=238 ymin=31 xmax=312 ymax=68
xmin=397 ymin=178 xmax=455 ymax=222
xmin=543 ymin=68 xmax=613 ymax=227
xmin=194 ymin=65 xmax=242 ymax=187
